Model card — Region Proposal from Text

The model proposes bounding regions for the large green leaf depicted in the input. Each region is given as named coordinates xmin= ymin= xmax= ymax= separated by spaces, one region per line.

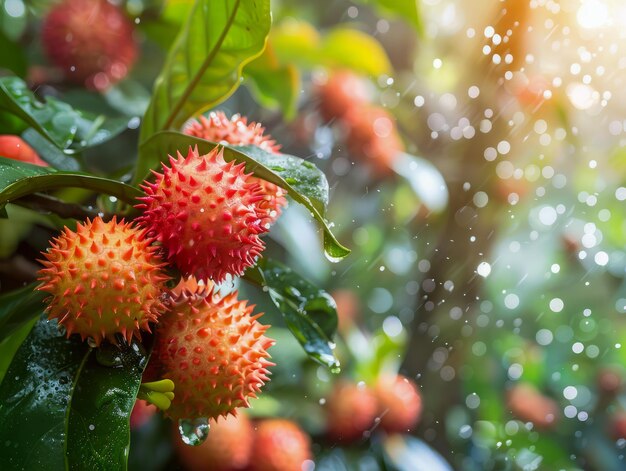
xmin=245 ymin=258 xmax=339 ymax=369
xmin=0 ymin=282 xmax=46 ymax=343
xmin=0 ymin=156 xmax=142 ymax=212
xmin=139 ymin=0 xmax=271 ymax=142
xmin=0 ymin=318 xmax=37 ymax=386
xmin=136 ymin=131 xmax=350 ymax=260
xmin=0 ymin=77 xmax=128 ymax=153
xmin=0 ymin=317 xmax=148 ymax=470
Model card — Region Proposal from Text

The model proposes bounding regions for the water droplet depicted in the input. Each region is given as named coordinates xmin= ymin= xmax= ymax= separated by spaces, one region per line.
xmin=178 ymin=418 xmax=210 ymax=446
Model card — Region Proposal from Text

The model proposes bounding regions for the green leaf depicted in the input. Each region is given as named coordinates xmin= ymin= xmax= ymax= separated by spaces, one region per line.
xmin=0 ymin=32 xmax=27 ymax=77
xmin=0 ymin=282 xmax=46 ymax=343
xmin=244 ymin=44 xmax=300 ymax=120
xmin=139 ymin=0 xmax=271 ymax=141
xmin=21 ymin=128 xmax=82 ymax=171
xmin=0 ymin=156 xmax=142 ymax=212
xmin=136 ymin=131 xmax=350 ymax=260
xmin=0 ymin=76 xmax=128 ymax=152
xmin=244 ymin=258 xmax=339 ymax=369
xmin=356 ymin=0 xmax=423 ymax=33
xmin=0 ymin=318 xmax=37 ymax=386
xmin=0 ymin=317 xmax=149 ymax=470
xmin=321 ymin=27 xmax=392 ymax=76
xmin=271 ymin=21 xmax=392 ymax=76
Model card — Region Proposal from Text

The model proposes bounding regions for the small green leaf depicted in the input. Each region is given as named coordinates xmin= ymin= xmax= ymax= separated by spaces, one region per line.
xmin=136 ymin=131 xmax=350 ymax=260
xmin=355 ymin=0 xmax=423 ymax=34
xmin=0 ymin=282 xmax=46 ymax=343
xmin=244 ymin=258 xmax=340 ymax=369
xmin=0 ymin=156 xmax=142 ymax=212
xmin=139 ymin=0 xmax=271 ymax=141
xmin=0 ymin=77 xmax=128 ymax=152
xmin=321 ymin=27 xmax=392 ymax=76
xmin=0 ymin=317 xmax=149 ymax=470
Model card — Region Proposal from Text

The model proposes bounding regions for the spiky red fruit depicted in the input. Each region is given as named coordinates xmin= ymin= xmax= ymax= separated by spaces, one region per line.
xmin=136 ymin=146 xmax=270 ymax=282
xmin=130 ymin=399 xmax=157 ymax=430
xmin=506 ymin=383 xmax=559 ymax=429
xmin=151 ymin=277 xmax=274 ymax=420
xmin=325 ymin=381 xmax=378 ymax=442
xmin=250 ymin=419 xmax=312 ymax=471
xmin=0 ymin=135 xmax=48 ymax=166
xmin=344 ymin=106 xmax=404 ymax=173
xmin=316 ymin=71 xmax=370 ymax=122
xmin=37 ymin=217 xmax=168 ymax=345
xmin=183 ymin=112 xmax=281 ymax=154
xmin=183 ymin=112 xmax=288 ymax=227
xmin=375 ymin=374 xmax=422 ymax=433
xmin=174 ymin=413 xmax=254 ymax=471
xmin=41 ymin=0 xmax=137 ymax=90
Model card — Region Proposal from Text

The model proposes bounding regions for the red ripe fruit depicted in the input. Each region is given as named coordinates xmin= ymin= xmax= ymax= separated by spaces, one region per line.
xmin=183 ymin=112 xmax=287 ymax=227
xmin=0 ymin=135 xmax=48 ymax=166
xmin=344 ymin=106 xmax=404 ymax=174
xmin=250 ymin=419 xmax=312 ymax=471
xmin=41 ymin=0 xmax=137 ymax=90
xmin=174 ymin=413 xmax=254 ymax=471
xmin=316 ymin=71 xmax=370 ymax=122
xmin=325 ymin=381 xmax=378 ymax=442
xmin=152 ymin=277 xmax=274 ymax=420
xmin=136 ymin=146 xmax=270 ymax=282
xmin=611 ymin=411 xmax=626 ymax=440
xmin=130 ymin=399 xmax=157 ymax=430
xmin=375 ymin=374 xmax=422 ymax=433
xmin=506 ymin=383 xmax=559 ymax=429
xmin=37 ymin=217 xmax=168 ymax=345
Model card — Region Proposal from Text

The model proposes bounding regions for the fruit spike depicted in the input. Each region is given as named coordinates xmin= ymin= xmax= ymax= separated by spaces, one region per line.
xmin=37 ymin=216 xmax=169 ymax=345
xmin=136 ymin=146 xmax=271 ymax=282
xmin=182 ymin=111 xmax=287 ymax=227
xmin=151 ymin=277 xmax=275 ymax=421
xmin=41 ymin=0 xmax=137 ymax=91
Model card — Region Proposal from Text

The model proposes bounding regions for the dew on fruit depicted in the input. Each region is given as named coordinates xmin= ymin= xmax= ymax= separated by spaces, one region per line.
xmin=178 ymin=418 xmax=210 ymax=446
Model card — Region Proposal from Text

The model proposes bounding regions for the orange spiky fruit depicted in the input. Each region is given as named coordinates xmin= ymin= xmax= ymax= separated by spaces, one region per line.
xmin=41 ymin=0 xmax=137 ymax=90
xmin=0 ymin=135 xmax=48 ymax=166
xmin=250 ymin=419 xmax=312 ymax=471
xmin=344 ymin=105 xmax=404 ymax=174
xmin=151 ymin=277 xmax=274 ymax=420
xmin=37 ymin=217 xmax=168 ymax=345
xmin=375 ymin=374 xmax=422 ymax=433
xmin=325 ymin=381 xmax=378 ymax=442
xmin=316 ymin=71 xmax=370 ymax=122
xmin=174 ymin=413 xmax=254 ymax=471
xmin=183 ymin=112 xmax=288 ymax=227
xmin=136 ymin=146 xmax=270 ymax=282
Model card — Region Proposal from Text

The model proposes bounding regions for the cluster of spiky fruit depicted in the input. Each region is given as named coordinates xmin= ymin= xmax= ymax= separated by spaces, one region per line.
xmin=174 ymin=414 xmax=312 ymax=471
xmin=183 ymin=111 xmax=288 ymax=228
xmin=37 ymin=217 xmax=169 ymax=345
xmin=325 ymin=374 xmax=422 ymax=441
xmin=316 ymin=71 xmax=404 ymax=173
xmin=41 ymin=0 xmax=137 ymax=90
xmin=149 ymin=276 xmax=274 ymax=421
xmin=0 ymin=135 xmax=48 ymax=166
xmin=136 ymin=146 xmax=274 ymax=282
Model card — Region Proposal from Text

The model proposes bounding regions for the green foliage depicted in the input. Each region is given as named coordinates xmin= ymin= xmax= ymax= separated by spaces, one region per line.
xmin=0 ymin=77 xmax=128 ymax=153
xmin=355 ymin=0 xmax=423 ymax=33
xmin=271 ymin=20 xmax=392 ymax=76
xmin=0 ymin=317 xmax=148 ymax=470
xmin=245 ymin=258 xmax=340 ymax=369
xmin=0 ymin=157 xmax=142 ymax=214
xmin=139 ymin=0 xmax=271 ymax=141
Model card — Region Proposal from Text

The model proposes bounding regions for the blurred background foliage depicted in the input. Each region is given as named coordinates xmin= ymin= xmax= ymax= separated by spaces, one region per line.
xmin=1 ymin=0 xmax=625 ymax=470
